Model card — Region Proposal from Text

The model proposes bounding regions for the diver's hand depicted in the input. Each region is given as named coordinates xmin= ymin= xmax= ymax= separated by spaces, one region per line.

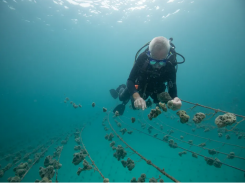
xmin=134 ymin=97 xmax=146 ymax=110
xmin=167 ymin=97 xmax=182 ymax=111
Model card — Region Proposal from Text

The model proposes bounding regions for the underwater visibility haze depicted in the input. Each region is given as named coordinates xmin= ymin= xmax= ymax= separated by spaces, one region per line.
xmin=0 ymin=0 xmax=245 ymax=182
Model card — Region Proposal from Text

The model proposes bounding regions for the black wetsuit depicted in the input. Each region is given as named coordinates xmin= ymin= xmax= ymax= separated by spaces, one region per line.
xmin=119 ymin=49 xmax=178 ymax=109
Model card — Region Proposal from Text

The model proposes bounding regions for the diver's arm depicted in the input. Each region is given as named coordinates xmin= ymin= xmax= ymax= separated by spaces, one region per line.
xmin=169 ymin=83 xmax=177 ymax=99
xmin=127 ymin=52 xmax=147 ymax=98
xmin=127 ymin=79 xmax=146 ymax=109
xmin=126 ymin=80 xmax=137 ymax=96
xmin=168 ymin=66 xmax=178 ymax=99
xmin=127 ymin=80 xmax=140 ymax=100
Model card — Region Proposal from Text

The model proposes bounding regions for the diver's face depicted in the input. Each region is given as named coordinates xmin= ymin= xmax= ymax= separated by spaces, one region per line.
xmin=151 ymin=50 xmax=168 ymax=69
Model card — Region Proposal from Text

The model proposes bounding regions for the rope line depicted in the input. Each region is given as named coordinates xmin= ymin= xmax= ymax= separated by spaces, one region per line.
xmin=123 ymin=110 xmax=245 ymax=150
xmin=117 ymin=117 xmax=245 ymax=173
xmin=226 ymin=119 xmax=245 ymax=132
xmin=20 ymin=137 xmax=62 ymax=182
xmin=157 ymin=117 xmax=245 ymax=149
xmin=0 ymin=144 xmax=37 ymax=162
xmin=107 ymin=112 xmax=180 ymax=182
xmin=55 ymin=146 xmax=64 ymax=183
xmin=80 ymin=126 xmax=106 ymax=181
xmin=139 ymin=117 xmax=245 ymax=160
xmin=180 ymin=99 xmax=245 ymax=119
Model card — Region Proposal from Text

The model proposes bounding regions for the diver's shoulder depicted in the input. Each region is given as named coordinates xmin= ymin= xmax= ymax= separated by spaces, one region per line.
xmin=164 ymin=61 xmax=176 ymax=74
xmin=136 ymin=52 xmax=147 ymax=65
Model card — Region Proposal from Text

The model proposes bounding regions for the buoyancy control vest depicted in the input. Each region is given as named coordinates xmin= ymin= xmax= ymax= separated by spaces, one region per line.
xmin=133 ymin=38 xmax=185 ymax=97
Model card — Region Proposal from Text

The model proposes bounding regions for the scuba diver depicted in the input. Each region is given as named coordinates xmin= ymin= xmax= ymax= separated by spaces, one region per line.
xmin=109 ymin=36 xmax=184 ymax=115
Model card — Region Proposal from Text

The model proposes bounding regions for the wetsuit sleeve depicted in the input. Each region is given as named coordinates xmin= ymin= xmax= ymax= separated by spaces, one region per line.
xmin=127 ymin=53 xmax=146 ymax=96
xmin=167 ymin=65 xmax=178 ymax=99
xmin=126 ymin=79 xmax=137 ymax=96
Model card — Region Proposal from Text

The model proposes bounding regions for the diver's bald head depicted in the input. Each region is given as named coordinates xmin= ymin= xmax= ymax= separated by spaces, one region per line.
xmin=149 ymin=36 xmax=170 ymax=60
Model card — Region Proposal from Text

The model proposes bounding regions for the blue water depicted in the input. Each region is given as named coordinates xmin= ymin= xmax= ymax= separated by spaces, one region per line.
xmin=0 ymin=0 xmax=245 ymax=182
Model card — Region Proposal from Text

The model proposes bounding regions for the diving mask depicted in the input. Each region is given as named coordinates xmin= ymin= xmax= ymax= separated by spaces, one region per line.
xmin=146 ymin=50 xmax=172 ymax=66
